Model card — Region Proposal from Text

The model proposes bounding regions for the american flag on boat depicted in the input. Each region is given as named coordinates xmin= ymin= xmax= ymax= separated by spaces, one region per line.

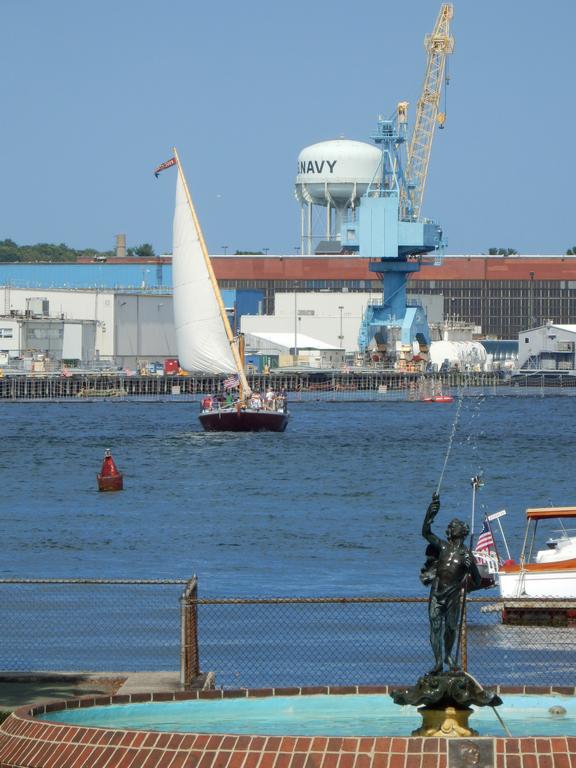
xmin=474 ymin=518 xmax=495 ymax=552
xmin=154 ymin=157 xmax=176 ymax=177
xmin=223 ymin=374 xmax=240 ymax=389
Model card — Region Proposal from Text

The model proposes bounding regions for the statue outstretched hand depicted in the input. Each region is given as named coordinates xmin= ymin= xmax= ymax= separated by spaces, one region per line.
xmin=427 ymin=493 xmax=440 ymax=518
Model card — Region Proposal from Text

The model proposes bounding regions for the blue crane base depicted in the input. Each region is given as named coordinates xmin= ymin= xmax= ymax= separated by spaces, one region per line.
xmin=358 ymin=260 xmax=431 ymax=353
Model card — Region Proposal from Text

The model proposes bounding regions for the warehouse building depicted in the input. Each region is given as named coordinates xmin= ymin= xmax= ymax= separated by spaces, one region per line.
xmin=3 ymin=253 xmax=576 ymax=349
xmin=517 ymin=322 xmax=576 ymax=371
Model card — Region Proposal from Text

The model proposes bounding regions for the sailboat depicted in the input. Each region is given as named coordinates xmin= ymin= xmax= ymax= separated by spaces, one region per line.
xmin=161 ymin=148 xmax=289 ymax=432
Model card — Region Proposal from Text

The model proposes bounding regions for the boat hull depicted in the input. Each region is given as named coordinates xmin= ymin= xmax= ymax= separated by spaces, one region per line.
xmin=199 ymin=409 xmax=289 ymax=432
xmin=499 ymin=568 xmax=576 ymax=599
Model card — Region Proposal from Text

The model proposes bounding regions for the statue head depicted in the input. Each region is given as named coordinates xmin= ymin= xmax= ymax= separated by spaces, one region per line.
xmin=446 ymin=517 xmax=469 ymax=542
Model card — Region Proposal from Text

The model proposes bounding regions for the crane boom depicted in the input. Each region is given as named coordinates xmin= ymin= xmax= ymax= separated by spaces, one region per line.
xmin=402 ymin=3 xmax=454 ymax=222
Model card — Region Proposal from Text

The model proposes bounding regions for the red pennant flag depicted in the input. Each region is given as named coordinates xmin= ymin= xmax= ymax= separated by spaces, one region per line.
xmin=154 ymin=157 xmax=176 ymax=178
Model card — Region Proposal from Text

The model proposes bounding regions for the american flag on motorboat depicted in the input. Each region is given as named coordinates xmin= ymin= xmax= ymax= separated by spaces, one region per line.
xmin=223 ymin=374 xmax=240 ymax=389
xmin=474 ymin=517 xmax=495 ymax=552
xmin=154 ymin=157 xmax=176 ymax=177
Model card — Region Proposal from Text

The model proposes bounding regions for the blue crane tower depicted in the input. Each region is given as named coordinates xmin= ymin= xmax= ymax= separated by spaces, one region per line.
xmin=342 ymin=4 xmax=454 ymax=363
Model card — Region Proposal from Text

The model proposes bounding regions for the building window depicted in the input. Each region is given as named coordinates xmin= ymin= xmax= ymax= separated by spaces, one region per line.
xmin=0 ymin=328 xmax=13 ymax=338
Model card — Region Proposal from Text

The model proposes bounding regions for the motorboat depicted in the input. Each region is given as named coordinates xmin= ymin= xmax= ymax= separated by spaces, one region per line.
xmin=499 ymin=507 xmax=576 ymax=600
xmin=496 ymin=507 xmax=576 ymax=625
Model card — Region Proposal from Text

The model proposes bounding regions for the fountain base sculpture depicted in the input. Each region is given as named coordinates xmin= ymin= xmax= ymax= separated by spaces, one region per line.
xmin=391 ymin=671 xmax=502 ymax=737
xmin=414 ymin=705 xmax=476 ymax=738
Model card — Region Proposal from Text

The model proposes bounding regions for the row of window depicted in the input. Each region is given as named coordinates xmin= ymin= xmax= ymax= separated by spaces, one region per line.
xmin=217 ymin=278 xmax=576 ymax=337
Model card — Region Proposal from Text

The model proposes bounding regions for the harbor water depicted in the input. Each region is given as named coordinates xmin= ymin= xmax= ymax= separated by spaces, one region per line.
xmin=1 ymin=395 xmax=575 ymax=682
xmin=0 ymin=395 xmax=573 ymax=592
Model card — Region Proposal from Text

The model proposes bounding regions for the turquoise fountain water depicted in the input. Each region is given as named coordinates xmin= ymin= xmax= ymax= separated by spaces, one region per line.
xmin=38 ymin=694 xmax=575 ymax=737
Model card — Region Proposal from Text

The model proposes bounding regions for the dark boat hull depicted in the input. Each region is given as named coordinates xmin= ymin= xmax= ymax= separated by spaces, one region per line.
xmin=199 ymin=408 xmax=289 ymax=432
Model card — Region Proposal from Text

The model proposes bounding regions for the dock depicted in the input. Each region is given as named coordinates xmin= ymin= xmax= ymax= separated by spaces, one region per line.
xmin=1 ymin=370 xmax=576 ymax=401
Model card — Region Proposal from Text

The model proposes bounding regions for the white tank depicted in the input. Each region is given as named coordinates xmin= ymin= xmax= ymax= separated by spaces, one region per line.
xmin=429 ymin=341 xmax=488 ymax=371
xmin=295 ymin=139 xmax=381 ymax=208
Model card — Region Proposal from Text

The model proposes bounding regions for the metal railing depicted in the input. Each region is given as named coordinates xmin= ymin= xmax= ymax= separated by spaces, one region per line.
xmin=0 ymin=577 xmax=198 ymax=686
xmin=187 ymin=594 xmax=576 ymax=689
xmin=2 ymin=372 xmax=576 ymax=402
xmin=1 ymin=582 xmax=575 ymax=691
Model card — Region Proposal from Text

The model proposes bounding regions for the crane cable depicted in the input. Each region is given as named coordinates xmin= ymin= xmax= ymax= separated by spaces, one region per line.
xmin=443 ymin=59 xmax=450 ymax=123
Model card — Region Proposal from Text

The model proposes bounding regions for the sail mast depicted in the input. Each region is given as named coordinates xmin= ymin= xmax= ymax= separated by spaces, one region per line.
xmin=173 ymin=147 xmax=251 ymax=398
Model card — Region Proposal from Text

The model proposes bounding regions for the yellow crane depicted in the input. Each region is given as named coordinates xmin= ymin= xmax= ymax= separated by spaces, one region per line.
xmin=401 ymin=3 xmax=454 ymax=222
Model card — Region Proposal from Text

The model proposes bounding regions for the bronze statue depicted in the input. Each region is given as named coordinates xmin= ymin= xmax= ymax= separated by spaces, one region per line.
xmin=390 ymin=491 xmax=502 ymax=732
xmin=422 ymin=493 xmax=481 ymax=674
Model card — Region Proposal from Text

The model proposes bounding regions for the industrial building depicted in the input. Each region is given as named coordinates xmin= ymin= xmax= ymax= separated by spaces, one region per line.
xmin=216 ymin=254 xmax=576 ymax=341
xmin=517 ymin=322 xmax=576 ymax=372
xmin=0 ymin=286 xmax=261 ymax=369
xmin=2 ymin=257 xmax=576 ymax=363
xmin=240 ymin=291 xmax=443 ymax=354
xmin=4 ymin=5 xmax=574 ymax=373
xmin=244 ymin=332 xmax=345 ymax=371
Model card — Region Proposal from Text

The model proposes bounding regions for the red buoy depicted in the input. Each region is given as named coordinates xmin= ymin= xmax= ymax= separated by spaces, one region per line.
xmin=97 ymin=448 xmax=124 ymax=492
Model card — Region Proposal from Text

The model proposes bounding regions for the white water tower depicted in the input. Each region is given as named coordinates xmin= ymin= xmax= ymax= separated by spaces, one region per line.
xmin=295 ymin=139 xmax=381 ymax=255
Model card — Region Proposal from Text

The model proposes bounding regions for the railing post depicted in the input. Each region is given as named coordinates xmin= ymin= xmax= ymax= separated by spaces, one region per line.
xmin=180 ymin=575 xmax=199 ymax=687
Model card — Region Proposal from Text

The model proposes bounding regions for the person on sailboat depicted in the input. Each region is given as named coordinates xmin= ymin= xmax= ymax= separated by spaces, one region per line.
xmin=421 ymin=493 xmax=482 ymax=674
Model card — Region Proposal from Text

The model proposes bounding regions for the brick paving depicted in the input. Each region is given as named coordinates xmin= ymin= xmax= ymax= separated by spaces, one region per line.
xmin=0 ymin=686 xmax=574 ymax=768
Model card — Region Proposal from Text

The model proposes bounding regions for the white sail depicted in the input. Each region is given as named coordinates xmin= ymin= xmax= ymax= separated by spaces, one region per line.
xmin=172 ymin=170 xmax=237 ymax=373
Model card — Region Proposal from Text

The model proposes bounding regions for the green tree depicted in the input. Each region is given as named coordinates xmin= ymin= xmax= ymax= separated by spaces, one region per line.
xmin=234 ymin=250 xmax=263 ymax=255
xmin=126 ymin=243 xmax=155 ymax=258
xmin=487 ymin=247 xmax=518 ymax=256
xmin=131 ymin=243 xmax=156 ymax=259
xmin=0 ymin=239 xmax=115 ymax=262
xmin=566 ymin=247 xmax=576 ymax=255
xmin=0 ymin=239 xmax=19 ymax=262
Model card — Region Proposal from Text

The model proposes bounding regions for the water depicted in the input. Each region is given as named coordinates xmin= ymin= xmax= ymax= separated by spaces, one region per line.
xmin=0 ymin=396 xmax=573 ymax=593
xmin=2 ymin=396 xmax=576 ymax=680
xmin=37 ymin=693 xmax=576 ymax=737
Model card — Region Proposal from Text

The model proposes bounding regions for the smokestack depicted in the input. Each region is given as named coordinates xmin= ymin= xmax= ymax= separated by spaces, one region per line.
xmin=115 ymin=234 xmax=127 ymax=259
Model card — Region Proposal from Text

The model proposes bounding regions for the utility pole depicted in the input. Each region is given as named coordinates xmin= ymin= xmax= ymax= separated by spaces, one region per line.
xmin=529 ymin=271 xmax=535 ymax=328
xmin=338 ymin=305 xmax=344 ymax=348
xmin=293 ymin=282 xmax=299 ymax=365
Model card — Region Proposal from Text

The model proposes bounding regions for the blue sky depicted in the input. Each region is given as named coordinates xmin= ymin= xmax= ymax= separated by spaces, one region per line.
xmin=1 ymin=0 xmax=574 ymax=256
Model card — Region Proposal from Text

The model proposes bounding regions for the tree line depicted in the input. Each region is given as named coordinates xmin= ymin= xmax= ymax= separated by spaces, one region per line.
xmin=3 ymin=239 xmax=576 ymax=261
xmin=0 ymin=239 xmax=156 ymax=263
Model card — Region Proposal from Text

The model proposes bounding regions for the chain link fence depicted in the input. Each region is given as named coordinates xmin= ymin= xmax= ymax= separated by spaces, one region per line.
xmin=188 ymin=595 xmax=576 ymax=690
xmin=0 ymin=579 xmax=195 ymax=683
xmin=1 ymin=583 xmax=574 ymax=691
xmin=3 ymin=372 xmax=576 ymax=402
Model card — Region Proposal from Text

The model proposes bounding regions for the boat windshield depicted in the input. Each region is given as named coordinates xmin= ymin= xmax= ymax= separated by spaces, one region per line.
xmin=532 ymin=521 xmax=576 ymax=564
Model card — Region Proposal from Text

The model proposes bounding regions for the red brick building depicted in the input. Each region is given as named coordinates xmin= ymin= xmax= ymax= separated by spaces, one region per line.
xmin=212 ymin=254 xmax=576 ymax=338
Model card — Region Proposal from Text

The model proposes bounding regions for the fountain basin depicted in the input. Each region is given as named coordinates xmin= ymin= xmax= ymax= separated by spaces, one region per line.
xmin=1 ymin=685 xmax=575 ymax=768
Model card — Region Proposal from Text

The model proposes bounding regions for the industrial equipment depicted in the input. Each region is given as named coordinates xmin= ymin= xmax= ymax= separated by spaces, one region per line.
xmin=353 ymin=3 xmax=454 ymax=365
xmin=293 ymin=3 xmax=454 ymax=366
